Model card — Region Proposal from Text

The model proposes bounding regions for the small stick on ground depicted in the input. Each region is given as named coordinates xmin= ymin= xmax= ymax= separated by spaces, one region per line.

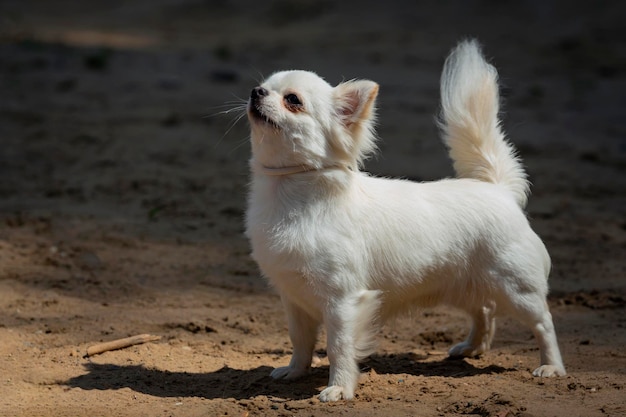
xmin=85 ymin=334 xmax=161 ymax=358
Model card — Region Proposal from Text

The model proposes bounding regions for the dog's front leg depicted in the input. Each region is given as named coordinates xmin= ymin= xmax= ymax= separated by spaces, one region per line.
xmin=320 ymin=304 xmax=359 ymax=402
xmin=319 ymin=290 xmax=381 ymax=402
xmin=271 ymin=297 xmax=319 ymax=380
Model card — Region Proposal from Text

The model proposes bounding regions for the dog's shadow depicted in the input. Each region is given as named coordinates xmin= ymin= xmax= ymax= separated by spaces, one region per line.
xmin=65 ymin=362 xmax=326 ymax=400
xmin=365 ymin=352 xmax=510 ymax=378
xmin=64 ymin=355 xmax=509 ymax=400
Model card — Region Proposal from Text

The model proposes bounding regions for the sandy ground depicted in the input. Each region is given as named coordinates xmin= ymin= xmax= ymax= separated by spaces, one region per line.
xmin=0 ymin=1 xmax=625 ymax=416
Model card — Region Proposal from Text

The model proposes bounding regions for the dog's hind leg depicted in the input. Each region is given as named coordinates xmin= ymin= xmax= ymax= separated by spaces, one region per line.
xmin=531 ymin=308 xmax=566 ymax=377
xmin=502 ymin=289 xmax=566 ymax=377
xmin=271 ymin=298 xmax=320 ymax=380
xmin=511 ymin=297 xmax=566 ymax=377
xmin=449 ymin=300 xmax=496 ymax=358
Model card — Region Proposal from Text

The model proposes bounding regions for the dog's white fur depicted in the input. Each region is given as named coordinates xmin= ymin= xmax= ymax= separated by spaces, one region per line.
xmin=245 ymin=40 xmax=566 ymax=402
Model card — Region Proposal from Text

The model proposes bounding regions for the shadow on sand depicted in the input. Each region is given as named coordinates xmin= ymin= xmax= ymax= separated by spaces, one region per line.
xmin=64 ymin=355 xmax=510 ymax=400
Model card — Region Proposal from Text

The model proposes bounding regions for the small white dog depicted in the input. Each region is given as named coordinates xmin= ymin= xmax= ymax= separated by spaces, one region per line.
xmin=245 ymin=40 xmax=566 ymax=402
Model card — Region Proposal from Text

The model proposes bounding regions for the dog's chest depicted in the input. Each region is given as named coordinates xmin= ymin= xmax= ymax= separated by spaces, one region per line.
xmin=246 ymin=199 xmax=334 ymax=314
xmin=247 ymin=202 xmax=318 ymax=273
xmin=246 ymin=181 xmax=350 ymax=282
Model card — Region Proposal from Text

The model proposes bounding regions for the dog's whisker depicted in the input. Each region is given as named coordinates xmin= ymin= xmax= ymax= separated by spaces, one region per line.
xmin=212 ymin=111 xmax=248 ymax=149
xmin=227 ymin=135 xmax=252 ymax=156
xmin=248 ymin=66 xmax=266 ymax=86
xmin=206 ymin=104 xmax=247 ymax=118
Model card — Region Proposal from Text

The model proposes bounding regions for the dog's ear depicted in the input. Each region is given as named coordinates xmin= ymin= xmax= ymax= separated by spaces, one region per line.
xmin=334 ymin=80 xmax=379 ymax=128
xmin=331 ymin=80 xmax=379 ymax=168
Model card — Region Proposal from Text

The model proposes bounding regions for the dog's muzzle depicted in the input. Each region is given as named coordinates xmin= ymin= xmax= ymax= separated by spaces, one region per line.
xmin=250 ymin=86 xmax=269 ymax=102
xmin=249 ymin=86 xmax=277 ymax=127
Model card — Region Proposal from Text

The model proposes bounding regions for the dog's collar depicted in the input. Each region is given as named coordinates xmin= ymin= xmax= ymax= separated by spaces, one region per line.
xmin=257 ymin=164 xmax=349 ymax=177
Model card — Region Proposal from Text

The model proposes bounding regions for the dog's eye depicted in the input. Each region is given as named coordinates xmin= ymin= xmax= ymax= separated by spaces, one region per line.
xmin=284 ymin=93 xmax=302 ymax=106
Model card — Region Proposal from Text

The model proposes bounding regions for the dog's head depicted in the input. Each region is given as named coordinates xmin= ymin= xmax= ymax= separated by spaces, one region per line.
xmin=247 ymin=70 xmax=379 ymax=172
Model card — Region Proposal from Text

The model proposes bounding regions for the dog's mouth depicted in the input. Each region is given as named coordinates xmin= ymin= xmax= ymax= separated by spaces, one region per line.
xmin=248 ymin=102 xmax=279 ymax=129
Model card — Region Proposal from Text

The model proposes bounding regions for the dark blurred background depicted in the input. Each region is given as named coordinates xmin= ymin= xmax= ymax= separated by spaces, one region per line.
xmin=1 ymin=0 xmax=625 ymax=293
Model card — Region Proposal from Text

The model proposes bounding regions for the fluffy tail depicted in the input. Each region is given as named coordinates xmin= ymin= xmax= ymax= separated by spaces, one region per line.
xmin=439 ymin=39 xmax=529 ymax=207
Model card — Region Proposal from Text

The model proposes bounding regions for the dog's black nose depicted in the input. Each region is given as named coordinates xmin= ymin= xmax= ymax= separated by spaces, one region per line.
xmin=251 ymin=86 xmax=269 ymax=100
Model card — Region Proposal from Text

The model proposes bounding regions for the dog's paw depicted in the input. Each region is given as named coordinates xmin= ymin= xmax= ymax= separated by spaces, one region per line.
xmin=532 ymin=365 xmax=566 ymax=377
xmin=319 ymin=385 xmax=351 ymax=402
xmin=448 ymin=341 xmax=485 ymax=358
xmin=270 ymin=366 xmax=309 ymax=380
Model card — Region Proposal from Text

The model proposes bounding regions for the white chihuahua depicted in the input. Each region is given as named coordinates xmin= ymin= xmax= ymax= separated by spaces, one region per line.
xmin=245 ymin=40 xmax=566 ymax=402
